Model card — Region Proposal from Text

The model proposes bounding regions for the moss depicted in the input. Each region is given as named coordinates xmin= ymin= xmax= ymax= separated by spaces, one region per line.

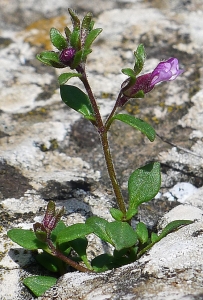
xmin=40 ymin=139 xmax=59 ymax=152
xmin=125 ymin=103 xmax=140 ymax=114
xmin=23 ymin=15 xmax=69 ymax=49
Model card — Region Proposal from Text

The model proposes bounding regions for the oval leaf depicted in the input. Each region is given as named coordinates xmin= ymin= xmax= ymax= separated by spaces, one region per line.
xmin=86 ymin=216 xmax=113 ymax=244
xmin=56 ymin=223 xmax=93 ymax=245
xmin=105 ymin=221 xmax=138 ymax=251
xmin=7 ymin=229 xmax=48 ymax=250
xmin=23 ymin=276 xmax=57 ymax=297
xmin=58 ymin=73 xmax=82 ymax=85
xmin=60 ymin=85 xmax=95 ymax=121
xmin=50 ymin=28 xmax=67 ymax=51
xmin=128 ymin=162 xmax=161 ymax=210
xmin=111 ymin=114 xmax=156 ymax=142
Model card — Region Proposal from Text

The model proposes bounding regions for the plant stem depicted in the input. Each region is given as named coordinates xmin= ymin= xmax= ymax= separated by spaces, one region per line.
xmin=47 ymin=239 xmax=92 ymax=273
xmin=100 ymin=131 xmax=126 ymax=214
xmin=78 ymin=66 xmax=126 ymax=215
xmin=105 ymin=91 xmax=122 ymax=130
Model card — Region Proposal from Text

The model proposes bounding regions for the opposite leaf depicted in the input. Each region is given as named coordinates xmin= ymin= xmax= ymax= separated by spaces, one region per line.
xmin=60 ymin=85 xmax=95 ymax=121
xmin=128 ymin=162 xmax=161 ymax=210
xmin=111 ymin=114 xmax=156 ymax=142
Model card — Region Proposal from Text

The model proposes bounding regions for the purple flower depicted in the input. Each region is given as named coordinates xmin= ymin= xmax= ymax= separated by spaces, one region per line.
xmin=59 ymin=47 xmax=76 ymax=66
xmin=150 ymin=58 xmax=184 ymax=86
xmin=119 ymin=58 xmax=183 ymax=107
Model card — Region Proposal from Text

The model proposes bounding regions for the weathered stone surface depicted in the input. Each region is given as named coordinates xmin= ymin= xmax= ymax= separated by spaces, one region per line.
xmin=1 ymin=0 xmax=203 ymax=299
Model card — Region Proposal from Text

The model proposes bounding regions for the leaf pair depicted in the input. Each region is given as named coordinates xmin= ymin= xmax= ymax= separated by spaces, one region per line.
xmin=86 ymin=217 xmax=137 ymax=251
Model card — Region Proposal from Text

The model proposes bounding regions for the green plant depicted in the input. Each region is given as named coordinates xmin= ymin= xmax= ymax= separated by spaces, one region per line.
xmin=7 ymin=8 xmax=192 ymax=297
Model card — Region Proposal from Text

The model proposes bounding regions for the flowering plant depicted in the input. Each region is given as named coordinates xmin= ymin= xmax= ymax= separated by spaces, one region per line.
xmin=7 ymin=9 xmax=192 ymax=297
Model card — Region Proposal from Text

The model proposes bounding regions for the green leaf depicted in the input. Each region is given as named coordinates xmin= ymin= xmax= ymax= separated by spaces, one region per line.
xmin=64 ymin=26 xmax=71 ymax=41
xmin=68 ymin=8 xmax=81 ymax=29
xmin=134 ymin=44 xmax=146 ymax=75
xmin=56 ymin=223 xmax=93 ymax=245
xmin=7 ymin=229 xmax=48 ymax=250
xmin=81 ymin=12 xmax=93 ymax=32
xmin=158 ymin=220 xmax=193 ymax=241
xmin=85 ymin=216 xmax=113 ymax=244
xmin=128 ymin=162 xmax=161 ymax=210
xmin=132 ymin=90 xmax=145 ymax=98
xmin=71 ymin=49 xmax=83 ymax=68
xmin=137 ymin=220 xmax=193 ymax=259
xmin=110 ymin=208 xmax=124 ymax=221
xmin=69 ymin=237 xmax=91 ymax=269
xmin=136 ymin=222 xmax=149 ymax=244
xmin=50 ymin=28 xmax=67 ymax=51
xmin=81 ymin=48 xmax=92 ymax=63
xmin=23 ymin=276 xmax=57 ymax=297
xmin=125 ymin=208 xmax=138 ymax=220
xmin=111 ymin=114 xmax=156 ymax=142
xmin=60 ymin=85 xmax=95 ymax=121
xmin=36 ymin=51 xmax=64 ymax=68
xmin=105 ymin=221 xmax=138 ymax=251
xmin=35 ymin=252 xmax=65 ymax=273
xmin=58 ymin=73 xmax=82 ymax=85
xmin=121 ymin=68 xmax=136 ymax=79
xmin=70 ymin=28 xmax=81 ymax=50
xmin=91 ymin=254 xmax=115 ymax=272
xmin=50 ymin=220 xmax=67 ymax=244
xmin=151 ymin=232 xmax=159 ymax=243
xmin=84 ymin=28 xmax=103 ymax=49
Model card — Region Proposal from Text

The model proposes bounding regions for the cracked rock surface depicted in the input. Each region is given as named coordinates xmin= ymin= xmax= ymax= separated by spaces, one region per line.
xmin=1 ymin=0 xmax=203 ymax=299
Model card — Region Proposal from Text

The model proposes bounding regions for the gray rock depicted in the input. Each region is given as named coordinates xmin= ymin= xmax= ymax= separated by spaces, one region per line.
xmin=1 ymin=0 xmax=203 ymax=299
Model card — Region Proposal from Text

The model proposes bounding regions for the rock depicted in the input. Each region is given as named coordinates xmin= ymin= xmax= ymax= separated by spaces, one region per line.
xmin=163 ymin=182 xmax=198 ymax=202
xmin=40 ymin=218 xmax=203 ymax=300
xmin=1 ymin=0 xmax=203 ymax=299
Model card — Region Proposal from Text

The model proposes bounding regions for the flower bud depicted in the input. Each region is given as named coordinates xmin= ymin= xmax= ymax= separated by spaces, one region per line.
xmin=59 ymin=47 xmax=76 ymax=66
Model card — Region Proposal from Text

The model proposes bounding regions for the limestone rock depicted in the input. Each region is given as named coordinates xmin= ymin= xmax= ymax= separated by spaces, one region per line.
xmin=1 ymin=0 xmax=203 ymax=299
